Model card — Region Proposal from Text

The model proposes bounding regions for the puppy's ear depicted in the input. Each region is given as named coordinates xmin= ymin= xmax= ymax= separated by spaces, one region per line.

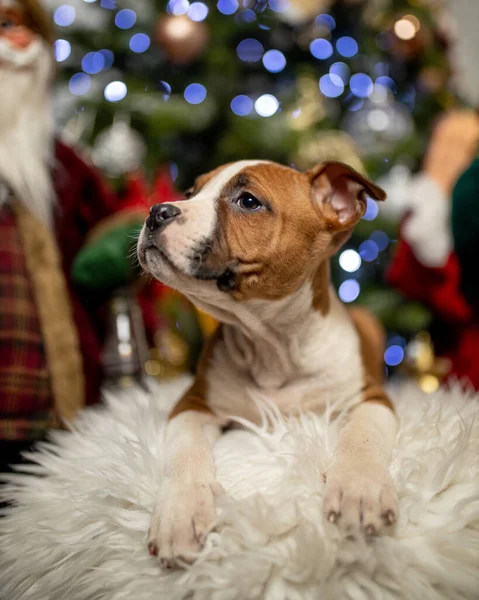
xmin=307 ymin=161 xmax=386 ymax=231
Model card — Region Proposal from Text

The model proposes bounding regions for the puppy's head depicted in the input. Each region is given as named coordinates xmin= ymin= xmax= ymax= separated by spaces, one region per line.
xmin=137 ymin=160 xmax=385 ymax=303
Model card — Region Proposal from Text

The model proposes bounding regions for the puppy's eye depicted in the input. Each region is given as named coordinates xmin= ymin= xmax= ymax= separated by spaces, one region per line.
xmin=236 ymin=193 xmax=262 ymax=211
xmin=1 ymin=18 xmax=17 ymax=30
xmin=184 ymin=188 xmax=195 ymax=199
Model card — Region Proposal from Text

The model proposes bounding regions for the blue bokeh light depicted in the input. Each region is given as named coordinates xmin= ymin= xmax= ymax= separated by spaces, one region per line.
xmin=262 ymin=49 xmax=286 ymax=73
xmin=330 ymin=61 xmax=350 ymax=83
xmin=170 ymin=162 xmax=179 ymax=182
xmin=370 ymin=230 xmax=389 ymax=251
xmin=336 ymin=36 xmax=358 ymax=58
xmin=217 ymin=0 xmax=238 ymax=15
xmin=315 ymin=14 xmax=335 ymax=30
xmin=54 ymin=5 xmax=76 ymax=27
xmin=231 ymin=95 xmax=253 ymax=116
xmin=237 ymin=38 xmax=264 ymax=62
xmin=376 ymin=75 xmax=397 ymax=93
xmin=350 ymin=73 xmax=373 ymax=98
xmin=99 ymin=49 xmax=114 ymax=68
xmin=235 ymin=9 xmax=256 ymax=23
xmin=167 ymin=0 xmax=189 ymax=15
xmin=319 ymin=73 xmax=344 ymax=98
xmin=362 ymin=196 xmax=379 ymax=221
xmin=54 ymin=39 xmax=71 ymax=62
xmin=104 ymin=81 xmax=127 ymax=102
xmin=129 ymin=33 xmax=150 ymax=53
xmin=338 ymin=279 xmax=360 ymax=303
xmin=82 ymin=51 xmax=105 ymax=74
xmin=184 ymin=83 xmax=207 ymax=104
xmin=310 ymin=38 xmax=333 ymax=60
xmin=359 ymin=240 xmax=379 ymax=262
xmin=269 ymin=0 xmax=288 ymax=12
xmin=115 ymin=9 xmax=136 ymax=29
xmin=384 ymin=345 xmax=404 ymax=367
xmin=69 ymin=73 xmax=91 ymax=96
xmin=188 ymin=2 xmax=208 ymax=21
xmin=159 ymin=80 xmax=172 ymax=99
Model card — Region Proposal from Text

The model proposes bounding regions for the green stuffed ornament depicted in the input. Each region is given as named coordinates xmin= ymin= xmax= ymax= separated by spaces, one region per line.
xmin=72 ymin=220 xmax=144 ymax=290
xmin=452 ymin=157 xmax=479 ymax=308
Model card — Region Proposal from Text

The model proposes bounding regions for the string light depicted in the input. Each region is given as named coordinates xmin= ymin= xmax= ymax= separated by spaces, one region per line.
xmin=167 ymin=0 xmax=189 ymax=16
xmin=338 ymin=280 xmax=360 ymax=303
xmin=262 ymin=49 xmax=286 ymax=73
xmin=359 ymin=240 xmax=379 ymax=262
xmin=349 ymin=73 xmax=373 ymax=98
xmin=231 ymin=95 xmax=253 ymax=116
xmin=130 ymin=33 xmax=150 ymax=53
xmin=184 ymin=83 xmax=207 ymax=104
xmin=104 ymin=81 xmax=127 ymax=102
xmin=319 ymin=74 xmax=344 ymax=98
xmin=54 ymin=5 xmax=76 ymax=27
xmin=384 ymin=345 xmax=404 ymax=366
xmin=394 ymin=15 xmax=420 ymax=41
xmin=362 ymin=197 xmax=379 ymax=221
xmin=315 ymin=14 xmax=335 ymax=30
xmin=255 ymin=94 xmax=279 ymax=117
xmin=188 ymin=2 xmax=208 ymax=21
xmin=235 ymin=9 xmax=256 ymax=23
xmin=237 ymin=39 xmax=264 ymax=63
xmin=336 ymin=36 xmax=358 ymax=58
xmin=330 ymin=62 xmax=350 ymax=84
xmin=370 ymin=231 xmax=389 ymax=251
xmin=310 ymin=39 xmax=333 ymax=60
xmin=82 ymin=51 xmax=105 ymax=74
xmin=115 ymin=9 xmax=136 ymax=30
xmin=339 ymin=249 xmax=361 ymax=273
xmin=217 ymin=0 xmax=238 ymax=15
xmin=54 ymin=39 xmax=71 ymax=62
xmin=268 ymin=0 xmax=288 ymax=12
xmin=69 ymin=73 xmax=91 ymax=95
xmin=99 ymin=49 xmax=114 ymax=68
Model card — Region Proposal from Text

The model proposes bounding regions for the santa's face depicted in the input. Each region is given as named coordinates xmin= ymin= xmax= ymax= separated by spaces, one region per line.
xmin=0 ymin=0 xmax=46 ymax=68
xmin=0 ymin=0 xmax=55 ymax=227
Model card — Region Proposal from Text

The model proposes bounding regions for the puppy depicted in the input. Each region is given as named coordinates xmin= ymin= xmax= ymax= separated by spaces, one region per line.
xmin=138 ymin=160 xmax=398 ymax=569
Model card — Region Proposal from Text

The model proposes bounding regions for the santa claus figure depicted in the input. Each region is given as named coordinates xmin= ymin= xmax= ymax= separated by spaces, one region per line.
xmin=386 ymin=110 xmax=479 ymax=389
xmin=0 ymin=0 xmax=155 ymax=470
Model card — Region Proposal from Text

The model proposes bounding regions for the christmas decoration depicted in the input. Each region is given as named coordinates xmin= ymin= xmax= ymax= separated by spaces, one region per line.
xmin=342 ymin=90 xmax=414 ymax=156
xmin=91 ymin=116 xmax=147 ymax=178
xmin=402 ymin=331 xmax=450 ymax=393
xmin=101 ymin=289 xmax=149 ymax=389
xmin=274 ymin=0 xmax=334 ymax=25
xmin=154 ymin=14 xmax=208 ymax=65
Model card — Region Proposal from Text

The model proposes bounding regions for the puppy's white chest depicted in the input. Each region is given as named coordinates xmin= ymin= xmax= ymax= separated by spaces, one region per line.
xmin=206 ymin=302 xmax=364 ymax=424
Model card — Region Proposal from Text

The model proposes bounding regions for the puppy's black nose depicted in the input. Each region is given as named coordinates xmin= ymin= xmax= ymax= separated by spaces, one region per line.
xmin=146 ymin=203 xmax=181 ymax=231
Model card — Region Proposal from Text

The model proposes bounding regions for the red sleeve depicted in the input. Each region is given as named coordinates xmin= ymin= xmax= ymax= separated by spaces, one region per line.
xmin=387 ymin=238 xmax=472 ymax=324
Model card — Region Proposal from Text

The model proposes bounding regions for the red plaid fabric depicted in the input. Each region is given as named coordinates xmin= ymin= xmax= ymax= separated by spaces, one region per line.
xmin=0 ymin=203 xmax=56 ymax=440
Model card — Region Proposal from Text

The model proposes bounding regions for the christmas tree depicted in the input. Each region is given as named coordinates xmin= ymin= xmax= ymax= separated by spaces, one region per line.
xmin=48 ymin=0 xmax=459 ymax=377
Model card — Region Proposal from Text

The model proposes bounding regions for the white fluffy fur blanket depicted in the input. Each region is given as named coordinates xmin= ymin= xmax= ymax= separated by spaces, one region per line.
xmin=0 ymin=378 xmax=479 ymax=600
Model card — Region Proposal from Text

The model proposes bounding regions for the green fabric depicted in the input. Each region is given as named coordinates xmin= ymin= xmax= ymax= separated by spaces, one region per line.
xmin=451 ymin=158 xmax=479 ymax=308
xmin=72 ymin=223 xmax=143 ymax=290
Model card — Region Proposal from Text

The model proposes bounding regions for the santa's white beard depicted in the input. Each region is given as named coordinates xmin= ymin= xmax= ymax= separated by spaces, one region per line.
xmin=0 ymin=38 xmax=56 ymax=228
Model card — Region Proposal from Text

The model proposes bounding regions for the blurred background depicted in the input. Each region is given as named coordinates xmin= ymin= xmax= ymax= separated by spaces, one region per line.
xmin=47 ymin=0 xmax=477 ymax=389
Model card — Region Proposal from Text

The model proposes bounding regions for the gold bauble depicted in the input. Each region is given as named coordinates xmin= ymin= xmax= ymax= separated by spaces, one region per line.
xmin=155 ymin=15 xmax=208 ymax=64
xmin=294 ymin=131 xmax=365 ymax=173
xmin=275 ymin=0 xmax=333 ymax=25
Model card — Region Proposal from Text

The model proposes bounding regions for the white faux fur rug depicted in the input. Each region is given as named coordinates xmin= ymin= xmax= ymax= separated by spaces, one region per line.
xmin=1 ymin=378 xmax=479 ymax=600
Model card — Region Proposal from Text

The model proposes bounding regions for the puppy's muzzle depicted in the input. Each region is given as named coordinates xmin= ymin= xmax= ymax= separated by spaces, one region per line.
xmin=146 ymin=203 xmax=181 ymax=232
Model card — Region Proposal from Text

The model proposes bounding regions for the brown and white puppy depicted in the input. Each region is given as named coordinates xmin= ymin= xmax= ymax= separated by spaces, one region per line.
xmin=137 ymin=160 xmax=398 ymax=569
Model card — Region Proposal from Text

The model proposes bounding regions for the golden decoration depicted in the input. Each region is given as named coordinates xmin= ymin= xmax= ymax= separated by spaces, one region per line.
xmin=155 ymin=15 xmax=208 ymax=64
xmin=286 ymin=75 xmax=326 ymax=132
xmin=403 ymin=331 xmax=451 ymax=393
xmin=294 ymin=130 xmax=366 ymax=173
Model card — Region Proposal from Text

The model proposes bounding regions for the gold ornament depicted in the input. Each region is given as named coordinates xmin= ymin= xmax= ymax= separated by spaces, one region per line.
xmin=286 ymin=75 xmax=326 ymax=132
xmin=294 ymin=130 xmax=365 ymax=173
xmin=146 ymin=329 xmax=190 ymax=380
xmin=274 ymin=0 xmax=333 ymax=25
xmin=403 ymin=331 xmax=451 ymax=393
xmin=155 ymin=15 xmax=208 ymax=64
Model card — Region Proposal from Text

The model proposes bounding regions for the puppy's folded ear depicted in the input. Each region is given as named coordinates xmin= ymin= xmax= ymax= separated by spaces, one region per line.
xmin=307 ymin=161 xmax=386 ymax=231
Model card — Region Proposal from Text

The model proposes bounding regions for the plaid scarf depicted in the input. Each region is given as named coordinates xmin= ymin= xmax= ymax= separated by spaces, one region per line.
xmin=0 ymin=201 xmax=56 ymax=440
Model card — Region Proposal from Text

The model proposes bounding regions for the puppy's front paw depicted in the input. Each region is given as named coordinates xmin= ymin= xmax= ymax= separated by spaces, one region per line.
xmin=323 ymin=460 xmax=398 ymax=538
xmin=148 ymin=478 xmax=218 ymax=569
